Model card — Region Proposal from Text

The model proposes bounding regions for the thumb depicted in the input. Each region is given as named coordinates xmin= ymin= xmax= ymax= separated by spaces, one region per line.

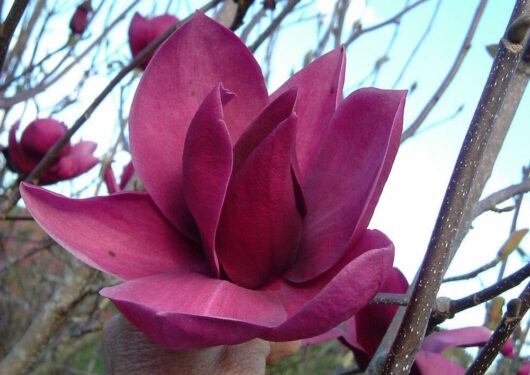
xmin=103 ymin=314 xmax=272 ymax=375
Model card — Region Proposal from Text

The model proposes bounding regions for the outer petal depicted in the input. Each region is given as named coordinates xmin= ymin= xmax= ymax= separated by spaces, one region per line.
xmin=128 ymin=13 xmax=150 ymax=58
xmin=20 ymin=183 xmax=207 ymax=280
xmin=104 ymin=163 xmax=119 ymax=194
xmin=130 ymin=12 xmax=267 ymax=238
xmin=217 ymin=115 xmax=302 ymax=289
xmin=20 ymin=119 xmax=68 ymax=157
xmin=47 ymin=141 xmax=99 ymax=182
xmin=183 ymin=84 xmax=234 ymax=277
xmin=422 ymin=326 xmax=498 ymax=353
xmin=149 ymin=14 xmax=179 ymax=40
xmin=119 ymin=161 xmax=135 ymax=190
xmin=262 ymin=230 xmax=394 ymax=341
xmin=100 ymin=272 xmax=287 ymax=349
xmin=302 ymin=327 xmax=345 ymax=346
xmin=7 ymin=122 xmax=37 ymax=173
xmin=270 ymin=48 xmax=345 ymax=178
xmin=414 ymin=351 xmax=465 ymax=375
xmin=518 ymin=362 xmax=530 ymax=375
xmin=353 ymin=268 xmax=409 ymax=356
xmin=286 ymin=88 xmax=406 ymax=282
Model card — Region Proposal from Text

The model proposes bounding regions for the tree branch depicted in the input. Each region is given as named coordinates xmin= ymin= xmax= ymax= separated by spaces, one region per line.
xmin=0 ymin=0 xmax=29 ymax=72
xmin=430 ymin=262 xmax=530 ymax=330
xmin=473 ymin=180 xmax=530 ymax=218
xmin=249 ymin=0 xmax=300 ymax=53
xmin=343 ymin=0 xmax=428 ymax=47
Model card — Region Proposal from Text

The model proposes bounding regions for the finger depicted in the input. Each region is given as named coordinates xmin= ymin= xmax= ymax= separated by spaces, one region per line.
xmin=103 ymin=314 xmax=271 ymax=375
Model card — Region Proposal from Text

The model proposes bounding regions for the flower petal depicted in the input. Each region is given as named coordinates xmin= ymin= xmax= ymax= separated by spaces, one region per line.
xmin=128 ymin=13 xmax=150 ymax=58
xmin=414 ymin=351 xmax=465 ymax=375
xmin=20 ymin=119 xmax=68 ymax=157
xmin=262 ymin=231 xmax=394 ymax=341
xmin=233 ymin=87 xmax=297 ymax=171
xmin=217 ymin=114 xmax=302 ymax=289
xmin=302 ymin=327 xmax=345 ymax=346
xmin=104 ymin=163 xmax=119 ymax=194
xmin=7 ymin=122 xmax=37 ymax=173
xmin=285 ymin=88 xmax=406 ymax=282
xmin=352 ymin=267 xmax=409 ymax=356
xmin=100 ymin=272 xmax=287 ymax=349
xmin=270 ymin=48 xmax=345 ymax=179
xmin=129 ymin=12 xmax=267 ymax=238
xmin=20 ymin=182 xmax=207 ymax=280
xmin=421 ymin=326 xmax=494 ymax=354
xmin=183 ymin=84 xmax=234 ymax=277
xmin=119 ymin=161 xmax=135 ymax=190
xmin=45 ymin=142 xmax=99 ymax=182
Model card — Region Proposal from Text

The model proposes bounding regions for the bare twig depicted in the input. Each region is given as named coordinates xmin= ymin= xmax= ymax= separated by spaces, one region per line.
xmin=466 ymin=284 xmax=530 ymax=375
xmin=473 ymin=180 xmax=530 ymax=219
xmin=392 ymin=0 xmax=442 ymax=88
xmin=381 ymin=1 xmax=528 ymax=372
xmin=371 ymin=293 xmax=409 ymax=306
xmin=401 ymin=0 xmax=487 ymax=142
xmin=431 ymin=262 xmax=530 ymax=329
xmin=443 ymin=258 xmax=501 ymax=283
xmin=0 ymin=0 xmax=30 ymax=72
xmin=344 ymin=0 xmax=428 ymax=47
xmin=249 ymin=0 xmax=300 ymax=52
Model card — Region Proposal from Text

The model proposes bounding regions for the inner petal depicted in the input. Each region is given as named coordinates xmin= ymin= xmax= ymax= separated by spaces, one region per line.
xmin=216 ymin=114 xmax=303 ymax=289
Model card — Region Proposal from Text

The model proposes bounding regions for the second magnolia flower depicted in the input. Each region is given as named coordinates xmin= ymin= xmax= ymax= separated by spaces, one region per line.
xmin=21 ymin=13 xmax=406 ymax=349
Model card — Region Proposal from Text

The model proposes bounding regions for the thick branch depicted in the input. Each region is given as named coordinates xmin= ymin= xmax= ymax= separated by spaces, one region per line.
xmin=381 ymin=1 xmax=528 ymax=372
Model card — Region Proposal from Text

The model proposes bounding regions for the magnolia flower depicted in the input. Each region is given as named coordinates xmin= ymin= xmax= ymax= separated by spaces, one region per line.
xmin=5 ymin=118 xmax=98 ymax=184
xmin=128 ymin=12 xmax=179 ymax=69
xmin=70 ymin=2 xmax=90 ymax=35
xmin=307 ymin=268 xmax=514 ymax=375
xmin=518 ymin=362 xmax=530 ymax=375
xmin=104 ymin=161 xmax=135 ymax=194
xmin=21 ymin=13 xmax=406 ymax=349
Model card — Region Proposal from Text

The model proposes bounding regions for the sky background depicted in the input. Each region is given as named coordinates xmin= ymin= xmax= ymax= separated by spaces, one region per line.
xmin=2 ymin=0 xmax=529 ymax=354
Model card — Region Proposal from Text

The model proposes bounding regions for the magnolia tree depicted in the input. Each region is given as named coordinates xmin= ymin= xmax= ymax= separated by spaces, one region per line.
xmin=0 ymin=0 xmax=528 ymax=374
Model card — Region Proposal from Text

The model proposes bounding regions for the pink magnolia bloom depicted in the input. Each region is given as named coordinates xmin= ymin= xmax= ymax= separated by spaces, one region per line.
xmin=518 ymin=362 xmax=530 ymax=375
xmin=104 ymin=161 xmax=135 ymax=194
xmin=69 ymin=3 xmax=90 ymax=35
xmin=128 ymin=12 xmax=179 ymax=69
xmin=21 ymin=13 xmax=406 ymax=349
xmin=5 ymin=119 xmax=98 ymax=184
xmin=307 ymin=268 xmax=514 ymax=375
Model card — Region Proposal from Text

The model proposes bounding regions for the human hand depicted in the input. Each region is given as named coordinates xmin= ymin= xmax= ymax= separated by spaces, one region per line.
xmin=103 ymin=315 xmax=300 ymax=375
